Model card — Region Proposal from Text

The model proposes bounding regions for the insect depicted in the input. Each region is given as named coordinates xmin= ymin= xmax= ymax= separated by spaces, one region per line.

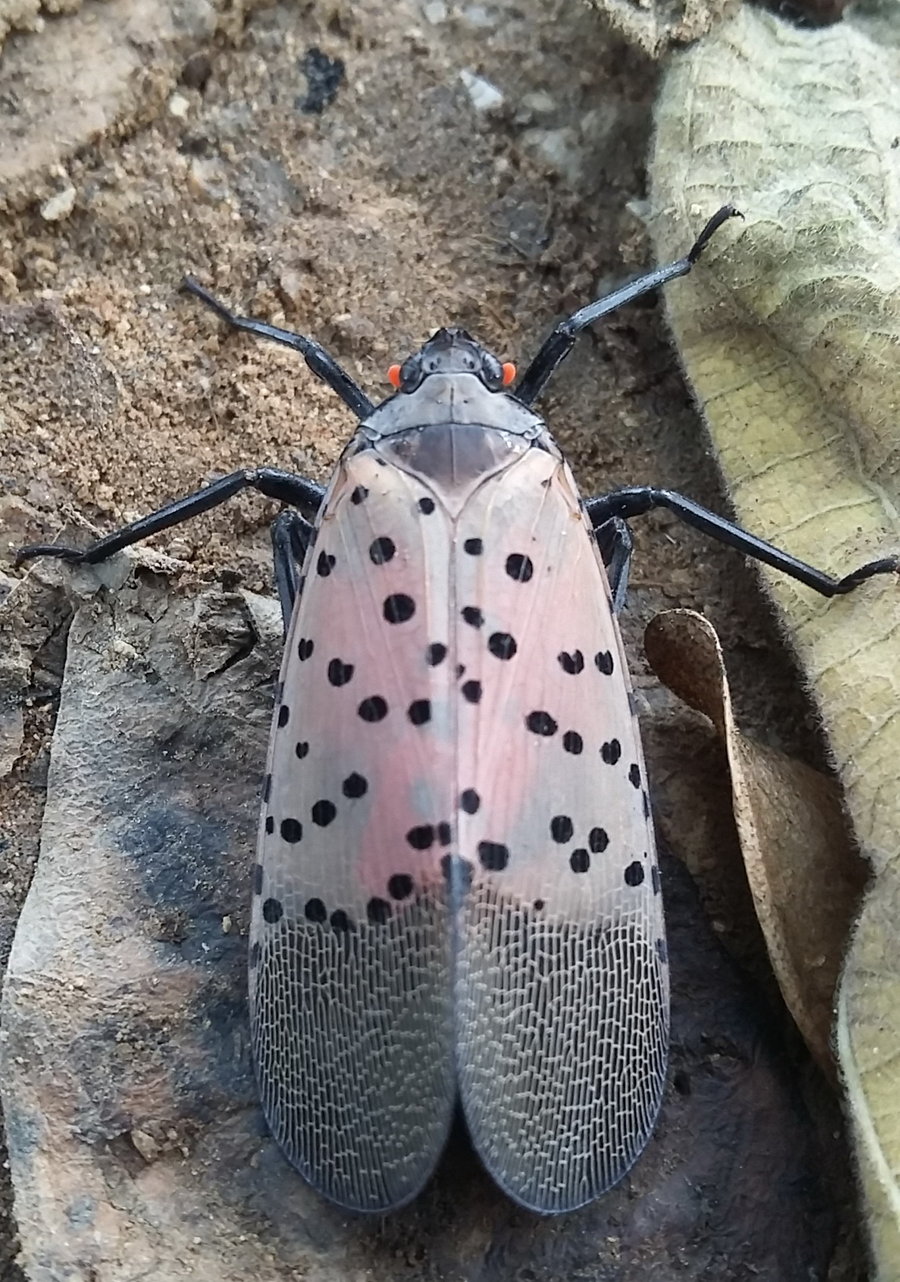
xmin=18 ymin=205 xmax=898 ymax=1214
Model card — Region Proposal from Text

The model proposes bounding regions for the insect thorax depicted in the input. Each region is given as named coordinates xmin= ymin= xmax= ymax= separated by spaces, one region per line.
xmin=355 ymin=372 xmax=552 ymax=509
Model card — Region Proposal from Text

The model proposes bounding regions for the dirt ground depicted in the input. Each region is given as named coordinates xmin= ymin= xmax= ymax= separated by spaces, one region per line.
xmin=0 ymin=0 xmax=865 ymax=1278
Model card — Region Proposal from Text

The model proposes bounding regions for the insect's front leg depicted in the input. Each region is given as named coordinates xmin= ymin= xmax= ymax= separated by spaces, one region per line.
xmin=15 ymin=468 xmax=326 ymax=568
xmin=182 ymin=277 xmax=374 ymax=420
xmin=590 ymin=516 xmax=634 ymax=614
xmin=514 ymin=205 xmax=742 ymax=407
xmin=270 ymin=509 xmax=315 ymax=633
xmin=585 ymin=487 xmax=899 ymax=597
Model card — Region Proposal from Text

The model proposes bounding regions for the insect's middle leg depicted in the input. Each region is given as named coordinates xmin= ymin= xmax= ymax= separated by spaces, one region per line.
xmin=271 ymin=510 xmax=315 ymax=634
xmin=590 ymin=517 xmax=634 ymax=615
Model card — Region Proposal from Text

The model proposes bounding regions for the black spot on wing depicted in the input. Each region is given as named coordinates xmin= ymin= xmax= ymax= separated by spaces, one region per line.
xmin=369 ymin=536 xmax=396 ymax=564
xmin=367 ymin=898 xmax=391 ymax=924
xmin=312 ymin=799 xmax=337 ymax=827
xmin=358 ymin=696 xmax=388 ymax=722
xmin=506 ymin=553 xmax=534 ymax=582
xmin=328 ymin=658 xmax=354 ymax=686
xmin=280 ymin=818 xmax=303 ymax=843
xmin=460 ymin=789 xmax=480 ymax=814
xmin=388 ymin=873 xmax=413 ymax=900
xmin=488 ymin=632 xmax=517 ymax=660
xmin=558 ymin=649 xmax=584 ymax=674
xmin=570 ymin=849 xmax=590 ymax=874
xmin=478 ymin=841 xmax=509 ymax=871
xmin=594 ymin=650 xmax=614 ymax=675
xmin=551 ymin=815 xmax=573 ymax=843
xmin=526 ymin=710 xmax=557 ymax=736
xmin=384 ymin=594 xmax=415 ymax=624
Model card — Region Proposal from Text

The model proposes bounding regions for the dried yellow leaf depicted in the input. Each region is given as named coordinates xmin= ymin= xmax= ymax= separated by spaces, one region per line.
xmin=650 ymin=6 xmax=900 ymax=1267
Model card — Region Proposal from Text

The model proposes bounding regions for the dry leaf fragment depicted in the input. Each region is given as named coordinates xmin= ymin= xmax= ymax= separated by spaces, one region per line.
xmin=645 ymin=609 xmax=866 ymax=1075
xmin=585 ymin=0 xmax=740 ymax=59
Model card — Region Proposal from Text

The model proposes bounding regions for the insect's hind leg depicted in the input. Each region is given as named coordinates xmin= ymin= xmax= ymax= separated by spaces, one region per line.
xmin=591 ymin=517 xmax=633 ymax=615
xmin=585 ymin=486 xmax=899 ymax=597
xmin=271 ymin=510 xmax=315 ymax=634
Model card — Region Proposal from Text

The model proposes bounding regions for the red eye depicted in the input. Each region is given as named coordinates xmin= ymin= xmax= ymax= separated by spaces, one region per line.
xmin=387 ymin=364 xmax=402 ymax=389
xmin=501 ymin=362 xmax=516 ymax=387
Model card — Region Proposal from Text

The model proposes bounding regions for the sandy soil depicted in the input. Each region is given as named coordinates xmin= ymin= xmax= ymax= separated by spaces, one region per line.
xmin=0 ymin=0 xmax=862 ymax=1277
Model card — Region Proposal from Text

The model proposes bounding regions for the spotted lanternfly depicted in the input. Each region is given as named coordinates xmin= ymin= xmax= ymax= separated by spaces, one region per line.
xmin=18 ymin=205 xmax=899 ymax=1214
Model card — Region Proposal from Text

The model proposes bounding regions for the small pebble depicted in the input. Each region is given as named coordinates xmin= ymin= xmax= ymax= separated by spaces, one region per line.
xmin=520 ymin=126 xmax=583 ymax=184
xmin=516 ymin=90 xmax=556 ymax=124
xmin=131 ymin=1130 xmax=160 ymax=1162
xmin=168 ymin=93 xmax=191 ymax=119
xmin=40 ymin=186 xmax=76 ymax=222
xmin=461 ymin=5 xmax=496 ymax=27
xmin=459 ymin=69 xmax=504 ymax=114
xmin=186 ymin=158 xmax=228 ymax=205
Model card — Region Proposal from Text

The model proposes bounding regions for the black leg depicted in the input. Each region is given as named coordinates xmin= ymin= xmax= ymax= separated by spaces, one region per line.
xmin=182 ymin=278 xmax=375 ymax=421
xmin=514 ymin=205 xmax=742 ymax=407
xmin=585 ymin=487 xmax=899 ymax=598
xmin=271 ymin=510 xmax=315 ymax=633
xmin=15 ymin=469 xmax=326 ymax=567
xmin=591 ymin=517 xmax=634 ymax=614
